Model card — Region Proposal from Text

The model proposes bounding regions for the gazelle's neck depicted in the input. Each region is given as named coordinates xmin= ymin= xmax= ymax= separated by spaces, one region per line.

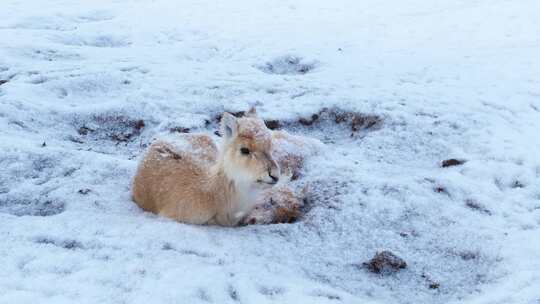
xmin=209 ymin=156 xmax=258 ymax=225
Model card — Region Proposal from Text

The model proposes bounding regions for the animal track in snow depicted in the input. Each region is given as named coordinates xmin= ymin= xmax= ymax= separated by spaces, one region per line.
xmin=258 ymin=55 xmax=317 ymax=75
xmin=47 ymin=72 xmax=133 ymax=100
xmin=227 ymin=284 xmax=240 ymax=302
xmin=72 ymin=10 xmax=115 ymax=23
xmin=2 ymin=15 xmax=77 ymax=31
xmin=55 ymin=34 xmax=131 ymax=48
xmin=195 ymin=288 xmax=212 ymax=302
xmin=34 ymin=237 xmax=84 ymax=250
xmin=258 ymin=285 xmax=286 ymax=299
xmin=0 ymin=197 xmax=65 ymax=217
xmin=27 ymin=48 xmax=82 ymax=61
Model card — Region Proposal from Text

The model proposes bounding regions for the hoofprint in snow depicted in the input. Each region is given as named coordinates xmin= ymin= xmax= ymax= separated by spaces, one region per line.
xmin=1 ymin=0 xmax=539 ymax=303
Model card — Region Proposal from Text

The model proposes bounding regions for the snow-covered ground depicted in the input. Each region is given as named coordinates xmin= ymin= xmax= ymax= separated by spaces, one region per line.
xmin=1 ymin=0 xmax=539 ymax=303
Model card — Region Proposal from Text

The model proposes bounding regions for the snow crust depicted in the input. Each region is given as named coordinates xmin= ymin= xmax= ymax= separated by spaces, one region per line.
xmin=1 ymin=0 xmax=539 ymax=303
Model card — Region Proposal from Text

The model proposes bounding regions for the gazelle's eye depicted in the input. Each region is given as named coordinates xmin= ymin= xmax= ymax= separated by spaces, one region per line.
xmin=240 ymin=147 xmax=250 ymax=155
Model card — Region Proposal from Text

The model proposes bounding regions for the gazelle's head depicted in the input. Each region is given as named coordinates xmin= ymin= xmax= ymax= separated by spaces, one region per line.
xmin=220 ymin=108 xmax=279 ymax=188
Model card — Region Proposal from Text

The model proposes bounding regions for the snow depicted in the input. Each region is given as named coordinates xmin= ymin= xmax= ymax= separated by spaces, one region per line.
xmin=1 ymin=0 xmax=540 ymax=303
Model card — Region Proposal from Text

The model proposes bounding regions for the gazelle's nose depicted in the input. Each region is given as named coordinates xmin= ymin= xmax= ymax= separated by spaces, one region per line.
xmin=269 ymin=173 xmax=279 ymax=184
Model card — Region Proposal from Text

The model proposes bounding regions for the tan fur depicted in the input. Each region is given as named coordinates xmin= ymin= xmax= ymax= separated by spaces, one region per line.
xmin=132 ymin=112 xmax=280 ymax=226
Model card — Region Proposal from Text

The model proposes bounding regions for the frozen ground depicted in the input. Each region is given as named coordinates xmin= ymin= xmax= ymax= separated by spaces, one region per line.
xmin=1 ymin=0 xmax=539 ymax=303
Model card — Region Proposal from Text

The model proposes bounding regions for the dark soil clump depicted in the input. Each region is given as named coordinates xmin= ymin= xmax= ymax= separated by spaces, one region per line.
xmin=441 ymin=159 xmax=466 ymax=168
xmin=363 ymin=251 xmax=407 ymax=274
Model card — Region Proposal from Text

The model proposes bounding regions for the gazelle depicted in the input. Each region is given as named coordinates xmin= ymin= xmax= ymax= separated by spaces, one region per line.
xmin=133 ymin=108 xmax=282 ymax=226
xmin=132 ymin=108 xmax=320 ymax=226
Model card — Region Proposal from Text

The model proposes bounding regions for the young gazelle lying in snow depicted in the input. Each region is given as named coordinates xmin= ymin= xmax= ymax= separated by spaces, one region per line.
xmin=132 ymin=108 xmax=320 ymax=226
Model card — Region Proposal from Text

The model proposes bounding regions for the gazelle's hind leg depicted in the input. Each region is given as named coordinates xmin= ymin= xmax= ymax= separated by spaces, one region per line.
xmin=157 ymin=203 xmax=179 ymax=220
xmin=158 ymin=202 xmax=217 ymax=225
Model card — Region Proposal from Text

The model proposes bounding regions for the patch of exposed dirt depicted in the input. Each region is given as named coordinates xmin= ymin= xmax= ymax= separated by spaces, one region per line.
xmin=0 ymin=197 xmax=65 ymax=216
xmin=362 ymin=251 xmax=407 ymax=274
xmin=257 ymin=55 xmax=317 ymax=75
xmin=215 ymin=107 xmax=383 ymax=135
xmin=465 ymin=199 xmax=492 ymax=215
xmin=283 ymin=108 xmax=382 ymax=134
xmin=441 ymin=159 xmax=466 ymax=168
xmin=421 ymin=273 xmax=441 ymax=289
xmin=74 ymin=114 xmax=145 ymax=144
xmin=169 ymin=126 xmax=191 ymax=134
xmin=35 ymin=237 xmax=84 ymax=250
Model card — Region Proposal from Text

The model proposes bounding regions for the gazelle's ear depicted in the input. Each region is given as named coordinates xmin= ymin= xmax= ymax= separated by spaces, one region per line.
xmin=245 ymin=106 xmax=258 ymax=118
xmin=221 ymin=112 xmax=238 ymax=140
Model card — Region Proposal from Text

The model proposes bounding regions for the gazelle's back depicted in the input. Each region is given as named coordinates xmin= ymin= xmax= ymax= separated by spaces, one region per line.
xmin=132 ymin=134 xmax=219 ymax=223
